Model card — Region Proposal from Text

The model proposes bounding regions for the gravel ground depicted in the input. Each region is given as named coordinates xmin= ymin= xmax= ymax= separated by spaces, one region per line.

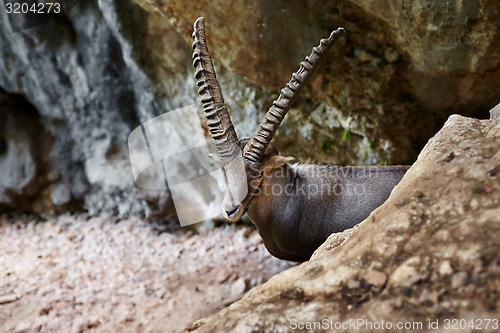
xmin=0 ymin=214 xmax=292 ymax=332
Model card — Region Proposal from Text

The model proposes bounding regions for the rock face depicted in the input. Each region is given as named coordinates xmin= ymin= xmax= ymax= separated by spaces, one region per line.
xmin=0 ymin=1 xmax=182 ymax=216
xmin=184 ymin=115 xmax=500 ymax=332
xmin=1 ymin=0 xmax=499 ymax=216
xmin=137 ymin=0 xmax=500 ymax=164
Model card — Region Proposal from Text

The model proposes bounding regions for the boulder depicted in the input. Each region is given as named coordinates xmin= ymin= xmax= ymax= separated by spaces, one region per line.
xmin=184 ymin=114 xmax=500 ymax=332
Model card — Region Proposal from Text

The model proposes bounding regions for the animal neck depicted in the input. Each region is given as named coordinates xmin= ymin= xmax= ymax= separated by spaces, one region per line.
xmin=245 ymin=163 xmax=294 ymax=249
xmin=245 ymin=163 xmax=409 ymax=261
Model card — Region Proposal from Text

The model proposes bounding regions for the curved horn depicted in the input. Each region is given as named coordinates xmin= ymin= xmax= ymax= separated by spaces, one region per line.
xmin=243 ymin=27 xmax=345 ymax=162
xmin=192 ymin=17 xmax=239 ymax=160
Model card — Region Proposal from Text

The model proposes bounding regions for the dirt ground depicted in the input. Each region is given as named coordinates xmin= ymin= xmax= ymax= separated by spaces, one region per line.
xmin=0 ymin=213 xmax=293 ymax=332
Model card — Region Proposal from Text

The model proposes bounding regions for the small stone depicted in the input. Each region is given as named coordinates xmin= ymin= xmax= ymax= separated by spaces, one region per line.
xmin=469 ymin=198 xmax=479 ymax=210
xmin=394 ymin=199 xmax=406 ymax=207
xmin=224 ymin=278 xmax=247 ymax=306
xmin=392 ymin=296 xmax=404 ymax=309
xmin=247 ymin=245 xmax=257 ymax=252
xmin=384 ymin=47 xmax=399 ymax=63
xmin=364 ymin=270 xmax=387 ymax=288
xmin=249 ymin=277 xmax=263 ymax=287
xmin=347 ymin=279 xmax=361 ymax=289
xmin=451 ymin=272 xmax=467 ymax=289
xmin=216 ymin=268 xmax=232 ymax=283
xmin=440 ymin=300 xmax=451 ymax=309
xmin=0 ymin=292 xmax=19 ymax=304
xmin=230 ymin=278 xmax=247 ymax=297
xmin=438 ymin=260 xmax=453 ymax=276
xmin=50 ymin=183 xmax=71 ymax=206
xmin=355 ymin=49 xmax=375 ymax=62
xmin=390 ymin=256 xmax=423 ymax=288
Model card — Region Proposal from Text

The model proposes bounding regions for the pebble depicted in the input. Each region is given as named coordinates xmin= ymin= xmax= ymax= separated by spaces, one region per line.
xmin=438 ymin=260 xmax=453 ymax=276
xmin=451 ymin=272 xmax=467 ymax=289
xmin=384 ymin=47 xmax=399 ymax=63
xmin=230 ymin=278 xmax=247 ymax=297
xmin=347 ymin=279 xmax=360 ymax=289
xmin=364 ymin=270 xmax=387 ymax=288
xmin=0 ymin=292 xmax=19 ymax=304
xmin=390 ymin=256 xmax=423 ymax=288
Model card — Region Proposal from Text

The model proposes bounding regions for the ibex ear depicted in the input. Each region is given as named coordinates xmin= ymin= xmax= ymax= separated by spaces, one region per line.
xmin=274 ymin=155 xmax=296 ymax=166
xmin=262 ymin=155 xmax=295 ymax=176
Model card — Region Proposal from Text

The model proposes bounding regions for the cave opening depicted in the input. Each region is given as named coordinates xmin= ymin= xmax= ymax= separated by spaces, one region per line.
xmin=0 ymin=87 xmax=48 ymax=212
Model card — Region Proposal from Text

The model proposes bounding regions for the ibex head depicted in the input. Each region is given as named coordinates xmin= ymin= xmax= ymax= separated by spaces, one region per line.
xmin=192 ymin=17 xmax=344 ymax=221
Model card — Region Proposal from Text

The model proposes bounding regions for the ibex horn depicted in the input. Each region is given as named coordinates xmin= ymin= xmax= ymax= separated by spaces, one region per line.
xmin=192 ymin=17 xmax=240 ymax=160
xmin=243 ymin=27 xmax=345 ymax=162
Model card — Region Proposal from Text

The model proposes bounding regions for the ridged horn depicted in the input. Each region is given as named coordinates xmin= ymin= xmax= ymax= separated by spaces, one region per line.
xmin=192 ymin=17 xmax=239 ymax=160
xmin=243 ymin=27 xmax=345 ymax=162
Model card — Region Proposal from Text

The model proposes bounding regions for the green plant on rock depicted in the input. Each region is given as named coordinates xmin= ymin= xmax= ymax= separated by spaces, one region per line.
xmin=341 ymin=128 xmax=351 ymax=142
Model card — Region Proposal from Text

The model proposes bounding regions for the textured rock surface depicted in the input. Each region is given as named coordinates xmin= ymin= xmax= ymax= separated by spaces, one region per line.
xmin=490 ymin=102 xmax=500 ymax=120
xmin=185 ymin=115 xmax=500 ymax=332
xmin=1 ymin=0 xmax=499 ymax=216
xmin=138 ymin=0 xmax=500 ymax=164
xmin=0 ymin=1 xmax=181 ymax=216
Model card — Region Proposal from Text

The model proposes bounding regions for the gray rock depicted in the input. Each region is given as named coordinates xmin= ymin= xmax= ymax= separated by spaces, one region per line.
xmin=50 ymin=183 xmax=71 ymax=206
xmin=490 ymin=102 xmax=500 ymax=120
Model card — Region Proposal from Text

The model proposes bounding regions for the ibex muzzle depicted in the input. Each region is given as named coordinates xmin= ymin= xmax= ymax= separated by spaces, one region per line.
xmin=192 ymin=17 xmax=409 ymax=261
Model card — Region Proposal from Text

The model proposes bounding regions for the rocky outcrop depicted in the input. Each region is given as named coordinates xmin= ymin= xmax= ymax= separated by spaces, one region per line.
xmin=0 ymin=1 xmax=179 ymax=216
xmin=185 ymin=114 xmax=500 ymax=332
xmin=137 ymin=0 xmax=500 ymax=164
xmin=1 ymin=0 xmax=499 ymax=216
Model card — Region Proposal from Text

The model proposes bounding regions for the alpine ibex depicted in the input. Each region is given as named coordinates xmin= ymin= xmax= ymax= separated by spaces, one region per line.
xmin=192 ymin=17 xmax=409 ymax=261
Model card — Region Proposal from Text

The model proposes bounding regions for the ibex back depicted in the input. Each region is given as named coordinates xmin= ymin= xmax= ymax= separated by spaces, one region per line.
xmin=192 ymin=17 xmax=409 ymax=261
